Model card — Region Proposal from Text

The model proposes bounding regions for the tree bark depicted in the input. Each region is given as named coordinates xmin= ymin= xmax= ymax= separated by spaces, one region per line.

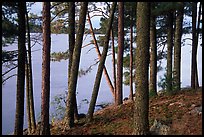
xmin=25 ymin=42 xmax=31 ymax=134
xmin=111 ymin=28 xmax=117 ymax=103
xmin=67 ymin=2 xmax=79 ymax=121
xmin=191 ymin=2 xmax=201 ymax=89
xmin=66 ymin=2 xmax=88 ymax=128
xmin=149 ymin=4 xmax=157 ymax=96
xmin=129 ymin=3 xmax=136 ymax=101
xmin=166 ymin=12 xmax=174 ymax=93
xmin=14 ymin=2 xmax=26 ymax=135
xmin=132 ymin=2 xmax=150 ymax=135
xmin=129 ymin=15 xmax=134 ymax=100
xmin=26 ymin=8 xmax=36 ymax=133
xmin=87 ymin=2 xmax=117 ymax=122
xmin=40 ymin=2 xmax=51 ymax=135
xmin=87 ymin=12 xmax=115 ymax=98
xmin=173 ymin=2 xmax=184 ymax=92
xmin=25 ymin=52 xmax=31 ymax=134
xmin=116 ymin=2 xmax=124 ymax=105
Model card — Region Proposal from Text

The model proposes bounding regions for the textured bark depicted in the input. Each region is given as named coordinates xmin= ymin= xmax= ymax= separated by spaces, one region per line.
xmin=191 ymin=2 xmax=200 ymax=89
xmin=129 ymin=16 xmax=134 ymax=101
xmin=14 ymin=2 xmax=26 ymax=135
xmin=166 ymin=12 xmax=174 ymax=93
xmin=40 ymin=2 xmax=51 ymax=135
xmin=149 ymin=7 xmax=157 ymax=96
xmin=111 ymin=29 xmax=117 ymax=102
xmin=87 ymin=12 xmax=114 ymax=97
xmin=25 ymin=42 xmax=30 ymax=133
xmin=116 ymin=2 xmax=124 ymax=105
xmin=67 ymin=2 xmax=79 ymax=121
xmin=173 ymin=2 xmax=184 ymax=92
xmin=66 ymin=2 xmax=88 ymax=128
xmin=132 ymin=2 xmax=150 ymax=135
xmin=129 ymin=3 xmax=137 ymax=101
xmin=25 ymin=54 xmax=31 ymax=134
xmin=87 ymin=2 xmax=116 ymax=122
xmin=26 ymin=9 xmax=36 ymax=133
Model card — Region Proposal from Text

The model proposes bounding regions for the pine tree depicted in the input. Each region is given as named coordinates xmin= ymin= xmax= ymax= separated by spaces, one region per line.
xmin=132 ymin=2 xmax=150 ymax=135
xmin=65 ymin=2 xmax=88 ymax=129
xmin=40 ymin=2 xmax=51 ymax=135
xmin=14 ymin=2 xmax=26 ymax=135
xmin=87 ymin=2 xmax=117 ymax=122
xmin=149 ymin=3 xmax=158 ymax=97
xmin=166 ymin=12 xmax=174 ymax=94
xmin=173 ymin=2 xmax=184 ymax=92
xmin=116 ymin=2 xmax=124 ymax=105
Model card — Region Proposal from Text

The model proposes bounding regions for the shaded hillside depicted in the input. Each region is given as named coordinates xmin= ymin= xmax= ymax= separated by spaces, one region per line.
xmin=44 ymin=87 xmax=202 ymax=135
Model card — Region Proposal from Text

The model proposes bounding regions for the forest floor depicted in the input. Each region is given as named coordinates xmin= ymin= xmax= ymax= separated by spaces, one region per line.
xmin=49 ymin=87 xmax=202 ymax=135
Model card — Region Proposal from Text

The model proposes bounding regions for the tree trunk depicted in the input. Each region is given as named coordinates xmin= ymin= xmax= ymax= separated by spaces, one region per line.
xmin=191 ymin=2 xmax=201 ymax=89
xmin=87 ymin=2 xmax=117 ymax=122
xmin=40 ymin=2 xmax=51 ymax=135
xmin=26 ymin=8 xmax=36 ymax=133
xmin=67 ymin=2 xmax=79 ymax=121
xmin=132 ymin=2 xmax=150 ymax=135
xmin=129 ymin=3 xmax=136 ymax=101
xmin=25 ymin=52 xmax=31 ymax=134
xmin=116 ymin=2 xmax=124 ymax=105
xmin=111 ymin=28 xmax=117 ymax=102
xmin=173 ymin=2 xmax=184 ymax=92
xmin=195 ymin=2 xmax=202 ymax=88
xmin=149 ymin=5 xmax=157 ymax=96
xmin=87 ymin=12 xmax=115 ymax=97
xmin=166 ymin=12 xmax=174 ymax=93
xmin=14 ymin=2 xmax=26 ymax=135
xmin=191 ymin=2 xmax=197 ymax=89
xmin=129 ymin=15 xmax=134 ymax=100
xmin=66 ymin=2 xmax=88 ymax=129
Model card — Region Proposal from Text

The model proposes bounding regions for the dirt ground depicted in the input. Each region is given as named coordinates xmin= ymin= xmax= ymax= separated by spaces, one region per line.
xmin=50 ymin=87 xmax=202 ymax=135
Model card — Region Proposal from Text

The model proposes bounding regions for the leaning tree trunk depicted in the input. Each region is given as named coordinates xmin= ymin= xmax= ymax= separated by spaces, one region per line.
xmin=116 ymin=2 xmax=124 ymax=105
xmin=132 ymin=2 xmax=150 ymax=135
xmin=40 ymin=2 xmax=51 ymax=135
xmin=65 ymin=2 xmax=88 ymax=129
xmin=149 ymin=5 xmax=157 ymax=97
xmin=14 ymin=2 xmax=26 ymax=135
xmin=86 ymin=2 xmax=117 ymax=122
xmin=87 ymin=12 xmax=115 ymax=97
xmin=173 ymin=2 xmax=184 ymax=92
xmin=26 ymin=8 xmax=36 ymax=133
xmin=166 ymin=12 xmax=174 ymax=94
xmin=67 ymin=2 xmax=79 ymax=121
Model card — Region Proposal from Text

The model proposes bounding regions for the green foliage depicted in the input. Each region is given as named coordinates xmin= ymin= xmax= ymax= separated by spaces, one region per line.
xmin=149 ymin=90 xmax=157 ymax=98
xmin=158 ymin=71 xmax=181 ymax=93
xmin=28 ymin=13 xmax=42 ymax=33
xmin=50 ymin=50 xmax=69 ymax=61
xmin=96 ymin=35 xmax=107 ymax=47
xmin=2 ymin=2 xmax=18 ymax=47
xmin=78 ymin=67 xmax=92 ymax=78
xmin=123 ymin=71 xmax=130 ymax=85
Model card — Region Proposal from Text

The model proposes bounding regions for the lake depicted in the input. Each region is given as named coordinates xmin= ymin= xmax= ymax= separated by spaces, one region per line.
xmin=2 ymin=33 xmax=202 ymax=135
